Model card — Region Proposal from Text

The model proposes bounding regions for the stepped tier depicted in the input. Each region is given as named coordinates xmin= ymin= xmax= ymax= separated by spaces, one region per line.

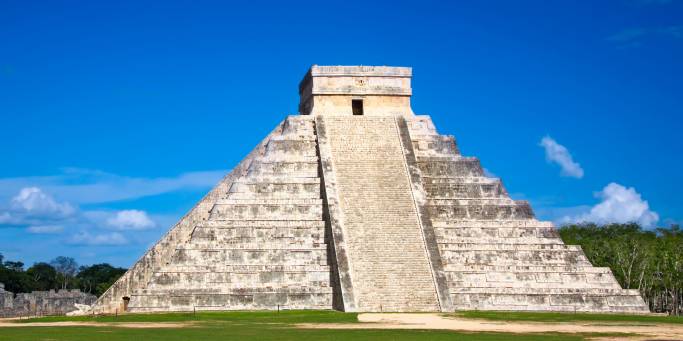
xmin=405 ymin=115 xmax=648 ymax=313
xmin=95 ymin=116 xmax=339 ymax=313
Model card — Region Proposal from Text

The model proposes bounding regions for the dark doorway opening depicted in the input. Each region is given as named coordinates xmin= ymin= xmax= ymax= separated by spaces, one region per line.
xmin=352 ymin=99 xmax=364 ymax=115
xmin=122 ymin=296 xmax=131 ymax=311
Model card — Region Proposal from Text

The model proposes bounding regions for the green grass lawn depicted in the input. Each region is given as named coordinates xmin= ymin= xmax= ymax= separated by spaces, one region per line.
xmin=15 ymin=310 xmax=358 ymax=324
xmin=457 ymin=310 xmax=683 ymax=324
xmin=1 ymin=310 xmax=594 ymax=341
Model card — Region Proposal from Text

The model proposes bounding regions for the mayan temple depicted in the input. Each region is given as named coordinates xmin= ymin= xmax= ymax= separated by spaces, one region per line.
xmin=93 ymin=65 xmax=648 ymax=314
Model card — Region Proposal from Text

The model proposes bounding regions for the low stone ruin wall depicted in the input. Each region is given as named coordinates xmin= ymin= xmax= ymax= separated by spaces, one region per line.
xmin=0 ymin=283 xmax=97 ymax=317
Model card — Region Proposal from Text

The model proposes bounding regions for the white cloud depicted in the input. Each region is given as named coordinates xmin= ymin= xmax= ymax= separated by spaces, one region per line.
xmin=0 ymin=187 xmax=77 ymax=227
xmin=10 ymin=187 xmax=75 ymax=217
xmin=539 ymin=136 xmax=584 ymax=178
xmin=561 ymin=183 xmax=659 ymax=228
xmin=27 ymin=225 xmax=64 ymax=234
xmin=106 ymin=210 xmax=155 ymax=230
xmin=69 ymin=231 xmax=128 ymax=246
xmin=0 ymin=188 xmax=158 ymax=246
xmin=0 ymin=168 xmax=226 ymax=205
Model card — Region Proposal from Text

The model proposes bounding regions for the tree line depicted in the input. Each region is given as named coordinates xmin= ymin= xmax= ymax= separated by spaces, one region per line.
xmin=0 ymin=254 xmax=126 ymax=297
xmin=559 ymin=223 xmax=682 ymax=316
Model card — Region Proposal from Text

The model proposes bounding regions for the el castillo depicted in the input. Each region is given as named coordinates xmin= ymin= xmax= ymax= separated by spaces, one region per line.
xmin=81 ymin=65 xmax=647 ymax=314
xmin=4 ymin=1 xmax=683 ymax=338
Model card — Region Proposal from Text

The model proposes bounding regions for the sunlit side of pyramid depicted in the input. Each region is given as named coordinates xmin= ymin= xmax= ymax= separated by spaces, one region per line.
xmin=93 ymin=66 xmax=648 ymax=313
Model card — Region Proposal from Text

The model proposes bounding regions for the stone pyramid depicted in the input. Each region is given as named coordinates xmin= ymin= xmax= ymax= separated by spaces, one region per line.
xmin=93 ymin=66 xmax=648 ymax=313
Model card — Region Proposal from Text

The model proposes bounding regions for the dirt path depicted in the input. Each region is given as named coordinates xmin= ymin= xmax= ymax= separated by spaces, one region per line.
xmin=299 ymin=313 xmax=683 ymax=340
xmin=0 ymin=320 xmax=191 ymax=328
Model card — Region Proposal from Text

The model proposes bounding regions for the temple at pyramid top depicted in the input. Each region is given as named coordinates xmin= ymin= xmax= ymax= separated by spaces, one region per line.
xmin=298 ymin=65 xmax=414 ymax=116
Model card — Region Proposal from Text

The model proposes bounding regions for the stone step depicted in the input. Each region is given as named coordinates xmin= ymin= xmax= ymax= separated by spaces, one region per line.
xmin=417 ymin=157 xmax=484 ymax=177
xmin=406 ymin=116 xmax=438 ymax=135
xmin=411 ymin=135 xmax=459 ymax=156
xmin=438 ymin=244 xmax=582 ymax=251
xmin=450 ymin=287 xmax=642 ymax=295
xmin=269 ymin=133 xmax=316 ymax=141
xmin=427 ymin=198 xmax=524 ymax=205
xmin=194 ymin=220 xmax=325 ymax=229
xmin=282 ymin=115 xmax=316 ymax=134
xmin=230 ymin=178 xmax=321 ymax=186
xmin=433 ymin=220 xmax=555 ymax=228
xmin=226 ymin=191 xmax=319 ymax=199
xmin=434 ymin=226 xmax=559 ymax=239
xmin=182 ymin=240 xmax=327 ymax=249
xmin=170 ymin=249 xmax=328 ymax=266
xmin=146 ymin=272 xmax=331 ymax=289
xmin=128 ymin=303 xmax=333 ymax=312
xmin=447 ymin=281 xmax=620 ymax=290
xmin=451 ymin=292 xmax=648 ymax=312
xmin=446 ymin=272 xmax=620 ymax=288
xmin=246 ymin=160 xmax=319 ymax=177
xmin=160 ymin=264 xmax=331 ymax=273
xmin=228 ymin=176 xmax=320 ymax=184
xmin=226 ymin=180 xmax=320 ymax=199
xmin=209 ymin=199 xmax=323 ymax=220
xmin=423 ymin=177 xmax=500 ymax=185
xmin=440 ymin=250 xmax=591 ymax=266
xmin=255 ymin=153 xmax=319 ymax=162
xmin=191 ymin=230 xmax=325 ymax=243
xmin=427 ymin=200 xmax=534 ymax=220
xmin=133 ymin=286 xmax=334 ymax=296
xmin=443 ymin=264 xmax=615 ymax=273
xmin=213 ymin=198 xmax=322 ymax=205
xmin=424 ymin=180 xmax=507 ymax=198
xmin=437 ymin=237 xmax=564 ymax=244
xmin=128 ymin=292 xmax=332 ymax=312
xmin=266 ymin=138 xmax=317 ymax=151
xmin=177 ymin=244 xmax=328 ymax=251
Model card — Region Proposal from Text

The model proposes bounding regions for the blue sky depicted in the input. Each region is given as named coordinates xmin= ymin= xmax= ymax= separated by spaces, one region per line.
xmin=1 ymin=0 xmax=681 ymax=267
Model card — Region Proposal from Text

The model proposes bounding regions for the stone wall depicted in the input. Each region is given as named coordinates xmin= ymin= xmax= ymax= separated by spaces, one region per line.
xmin=0 ymin=283 xmax=97 ymax=317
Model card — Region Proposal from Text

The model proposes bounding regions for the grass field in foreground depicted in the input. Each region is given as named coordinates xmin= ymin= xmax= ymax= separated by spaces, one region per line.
xmin=2 ymin=310 xmax=599 ymax=341
xmin=458 ymin=310 xmax=683 ymax=324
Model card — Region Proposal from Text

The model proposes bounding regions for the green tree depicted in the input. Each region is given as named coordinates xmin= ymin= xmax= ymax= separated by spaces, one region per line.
xmin=50 ymin=256 xmax=78 ymax=289
xmin=76 ymin=263 xmax=126 ymax=296
xmin=0 ymin=256 xmax=31 ymax=293
xmin=26 ymin=262 xmax=58 ymax=291
xmin=560 ymin=223 xmax=683 ymax=315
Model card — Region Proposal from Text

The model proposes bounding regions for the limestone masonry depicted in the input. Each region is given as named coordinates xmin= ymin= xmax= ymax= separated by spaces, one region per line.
xmin=93 ymin=65 xmax=648 ymax=313
xmin=0 ymin=283 xmax=96 ymax=317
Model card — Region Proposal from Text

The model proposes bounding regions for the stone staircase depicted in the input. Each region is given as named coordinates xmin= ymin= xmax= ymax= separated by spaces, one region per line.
xmin=126 ymin=116 xmax=335 ymax=312
xmin=404 ymin=115 xmax=648 ymax=313
xmin=316 ymin=115 xmax=441 ymax=312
